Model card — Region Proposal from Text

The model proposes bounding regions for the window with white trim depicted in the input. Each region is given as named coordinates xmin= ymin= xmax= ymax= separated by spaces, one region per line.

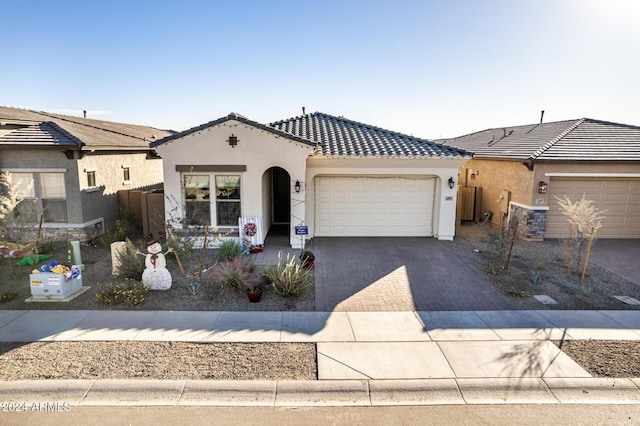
xmin=215 ymin=175 xmax=241 ymax=226
xmin=182 ymin=173 xmax=242 ymax=227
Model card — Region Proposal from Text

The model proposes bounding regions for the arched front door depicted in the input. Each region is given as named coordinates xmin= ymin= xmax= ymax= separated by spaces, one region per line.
xmin=271 ymin=167 xmax=290 ymax=224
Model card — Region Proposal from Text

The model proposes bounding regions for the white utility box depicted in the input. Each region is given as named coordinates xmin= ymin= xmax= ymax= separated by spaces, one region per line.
xmin=29 ymin=266 xmax=82 ymax=300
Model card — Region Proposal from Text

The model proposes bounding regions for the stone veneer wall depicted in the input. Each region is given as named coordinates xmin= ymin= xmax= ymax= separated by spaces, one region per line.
xmin=509 ymin=204 xmax=548 ymax=241
xmin=40 ymin=221 xmax=104 ymax=243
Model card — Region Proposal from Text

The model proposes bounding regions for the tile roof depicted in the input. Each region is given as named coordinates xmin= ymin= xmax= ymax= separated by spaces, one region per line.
xmin=0 ymin=121 xmax=83 ymax=147
xmin=443 ymin=118 xmax=640 ymax=161
xmin=269 ymin=112 xmax=471 ymax=158
xmin=0 ymin=106 xmax=173 ymax=150
xmin=152 ymin=111 xmax=470 ymax=159
xmin=150 ymin=112 xmax=316 ymax=148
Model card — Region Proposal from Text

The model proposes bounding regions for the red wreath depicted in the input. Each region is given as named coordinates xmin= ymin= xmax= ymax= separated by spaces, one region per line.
xmin=243 ymin=222 xmax=257 ymax=237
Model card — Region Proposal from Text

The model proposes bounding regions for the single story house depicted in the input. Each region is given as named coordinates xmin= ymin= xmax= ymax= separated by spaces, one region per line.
xmin=443 ymin=118 xmax=640 ymax=239
xmin=0 ymin=106 xmax=173 ymax=241
xmin=151 ymin=112 xmax=471 ymax=248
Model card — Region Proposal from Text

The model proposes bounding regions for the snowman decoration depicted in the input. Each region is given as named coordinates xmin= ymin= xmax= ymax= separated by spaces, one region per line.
xmin=140 ymin=240 xmax=173 ymax=290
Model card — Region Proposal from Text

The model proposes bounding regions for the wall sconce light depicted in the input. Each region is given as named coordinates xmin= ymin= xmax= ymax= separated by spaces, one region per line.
xmin=448 ymin=177 xmax=455 ymax=189
xmin=295 ymin=180 xmax=301 ymax=193
xmin=538 ymin=181 xmax=548 ymax=194
xmin=227 ymin=134 xmax=238 ymax=148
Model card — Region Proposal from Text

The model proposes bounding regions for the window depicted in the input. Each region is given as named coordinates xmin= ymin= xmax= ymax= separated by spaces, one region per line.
xmin=182 ymin=174 xmax=242 ymax=227
xmin=123 ymin=167 xmax=131 ymax=182
xmin=215 ymin=175 xmax=241 ymax=226
xmin=40 ymin=173 xmax=67 ymax=223
xmin=12 ymin=173 xmax=35 ymax=198
xmin=184 ymin=175 xmax=210 ymax=225
xmin=86 ymin=170 xmax=96 ymax=187
xmin=8 ymin=173 xmax=37 ymax=221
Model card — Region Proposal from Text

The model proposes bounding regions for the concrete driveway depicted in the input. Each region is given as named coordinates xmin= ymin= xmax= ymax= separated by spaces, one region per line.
xmin=311 ymin=237 xmax=512 ymax=311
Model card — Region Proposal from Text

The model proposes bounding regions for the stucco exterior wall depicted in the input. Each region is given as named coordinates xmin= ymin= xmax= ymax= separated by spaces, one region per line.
xmin=459 ymin=159 xmax=534 ymax=227
xmin=459 ymin=159 xmax=640 ymax=237
xmin=307 ymin=157 xmax=466 ymax=240
xmin=154 ymin=120 xmax=314 ymax=248
xmin=77 ymin=152 xmax=163 ymax=229
xmin=1 ymin=148 xmax=163 ymax=241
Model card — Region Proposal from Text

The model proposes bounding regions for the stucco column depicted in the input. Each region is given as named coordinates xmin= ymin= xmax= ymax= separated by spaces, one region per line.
xmin=289 ymin=164 xmax=308 ymax=249
xmin=435 ymin=174 xmax=458 ymax=240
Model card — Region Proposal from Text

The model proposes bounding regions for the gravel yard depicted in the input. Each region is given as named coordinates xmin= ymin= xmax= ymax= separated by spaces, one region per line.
xmin=0 ymin=341 xmax=317 ymax=381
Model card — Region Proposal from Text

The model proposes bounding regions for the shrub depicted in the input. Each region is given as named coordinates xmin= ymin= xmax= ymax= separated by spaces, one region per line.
xmin=0 ymin=292 xmax=18 ymax=304
xmin=96 ymin=281 xmax=149 ymax=306
xmin=483 ymin=259 xmax=504 ymax=275
xmin=36 ymin=239 xmax=54 ymax=255
xmin=99 ymin=212 xmax=140 ymax=248
xmin=218 ymin=240 xmax=243 ymax=262
xmin=116 ymin=239 xmax=145 ymax=281
xmin=506 ymin=289 xmax=527 ymax=298
xmin=210 ymin=257 xmax=256 ymax=290
xmin=263 ymin=252 xmax=313 ymax=297
xmin=99 ymin=229 xmax=118 ymax=248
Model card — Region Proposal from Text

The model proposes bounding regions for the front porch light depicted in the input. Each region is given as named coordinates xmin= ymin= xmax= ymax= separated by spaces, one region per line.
xmin=295 ymin=180 xmax=301 ymax=193
xmin=227 ymin=134 xmax=238 ymax=148
xmin=448 ymin=177 xmax=455 ymax=189
xmin=538 ymin=181 xmax=548 ymax=194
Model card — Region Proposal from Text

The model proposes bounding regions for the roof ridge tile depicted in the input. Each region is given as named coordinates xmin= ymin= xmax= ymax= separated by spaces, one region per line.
xmin=529 ymin=118 xmax=585 ymax=160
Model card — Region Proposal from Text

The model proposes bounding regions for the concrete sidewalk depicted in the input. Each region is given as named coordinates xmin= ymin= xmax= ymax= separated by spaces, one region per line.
xmin=0 ymin=309 xmax=639 ymax=406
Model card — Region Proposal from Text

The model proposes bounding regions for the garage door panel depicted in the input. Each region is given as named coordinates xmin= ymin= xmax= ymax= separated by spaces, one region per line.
xmin=315 ymin=176 xmax=435 ymax=237
xmin=547 ymin=178 xmax=640 ymax=239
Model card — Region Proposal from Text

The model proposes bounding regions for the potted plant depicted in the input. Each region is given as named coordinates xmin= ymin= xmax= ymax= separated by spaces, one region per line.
xmin=299 ymin=250 xmax=315 ymax=270
xmin=246 ymin=285 xmax=263 ymax=303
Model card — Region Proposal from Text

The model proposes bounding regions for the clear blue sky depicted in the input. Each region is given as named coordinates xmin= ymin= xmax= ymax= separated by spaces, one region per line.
xmin=3 ymin=0 xmax=639 ymax=138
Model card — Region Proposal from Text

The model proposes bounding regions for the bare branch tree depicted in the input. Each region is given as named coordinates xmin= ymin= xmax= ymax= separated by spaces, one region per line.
xmin=555 ymin=194 xmax=606 ymax=282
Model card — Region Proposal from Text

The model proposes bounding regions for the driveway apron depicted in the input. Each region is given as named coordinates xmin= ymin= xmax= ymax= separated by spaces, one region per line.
xmin=313 ymin=237 xmax=512 ymax=311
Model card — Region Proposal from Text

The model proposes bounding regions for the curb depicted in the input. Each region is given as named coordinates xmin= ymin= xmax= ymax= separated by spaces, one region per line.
xmin=1 ymin=378 xmax=639 ymax=407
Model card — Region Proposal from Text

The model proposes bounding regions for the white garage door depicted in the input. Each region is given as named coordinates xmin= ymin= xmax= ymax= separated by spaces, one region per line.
xmin=315 ymin=176 xmax=435 ymax=236
xmin=546 ymin=178 xmax=640 ymax=238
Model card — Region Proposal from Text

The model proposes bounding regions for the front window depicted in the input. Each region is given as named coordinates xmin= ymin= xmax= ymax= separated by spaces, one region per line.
xmin=215 ymin=175 xmax=241 ymax=226
xmin=41 ymin=173 xmax=67 ymax=223
xmin=184 ymin=175 xmax=210 ymax=225
xmin=12 ymin=173 xmax=35 ymax=198
xmin=7 ymin=173 xmax=37 ymax=222
xmin=123 ymin=167 xmax=131 ymax=182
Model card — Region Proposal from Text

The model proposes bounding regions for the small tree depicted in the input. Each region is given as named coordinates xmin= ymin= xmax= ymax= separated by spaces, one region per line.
xmin=555 ymin=194 xmax=606 ymax=282
xmin=163 ymin=194 xmax=230 ymax=279
xmin=497 ymin=209 xmax=524 ymax=270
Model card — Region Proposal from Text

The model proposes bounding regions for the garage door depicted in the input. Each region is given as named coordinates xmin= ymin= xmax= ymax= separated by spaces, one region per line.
xmin=546 ymin=178 xmax=640 ymax=238
xmin=314 ymin=176 xmax=435 ymax=236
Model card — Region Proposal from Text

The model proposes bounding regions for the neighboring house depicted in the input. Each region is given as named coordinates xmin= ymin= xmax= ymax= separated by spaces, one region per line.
xmin=151 ymin=112 xmax=471 ymax=248
xmin=0 ymin=106 xmax=172 ymax=242
xmin=443 ymin=118 xmax=640 ymax=239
